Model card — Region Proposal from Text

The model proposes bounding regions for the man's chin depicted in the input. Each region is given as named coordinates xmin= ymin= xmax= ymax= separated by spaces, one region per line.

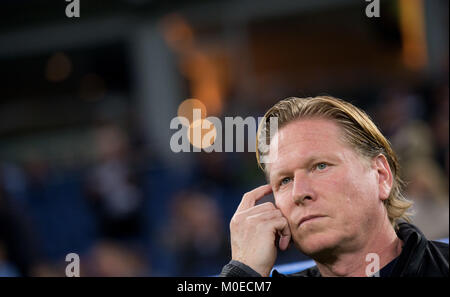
xmin=294 ymin=232 xmax=338 ymax=257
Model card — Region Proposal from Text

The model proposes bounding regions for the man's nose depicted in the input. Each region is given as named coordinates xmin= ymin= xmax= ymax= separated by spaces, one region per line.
xmin=291 ymin=171 xmax=315 ymax=205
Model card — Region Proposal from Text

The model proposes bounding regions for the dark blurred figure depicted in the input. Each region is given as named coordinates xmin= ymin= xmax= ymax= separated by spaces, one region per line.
xmin=85 ymin=124 xmax=144 ymax=240
xmin=374 ymin=85 xmax=425 ymax=139
xmin=0 ymin=166 xmax=57 ymax=276
xmin=197 ymin=153 xmax=230 ymax=187
xmin=375 ymin=84 xmax=449 ymax=240
xmin=82 ymin=240 xmax=148 ymax=276
xmin=430 ymin=83 xmax=449 ymax=178
xmin=162 ymin=190 xmax=229 ymax=276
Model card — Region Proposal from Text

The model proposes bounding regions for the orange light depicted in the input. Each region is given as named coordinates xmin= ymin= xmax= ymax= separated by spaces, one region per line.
xmin=177 ymin=98 xmax=207 ymax=126
xmin=398 ymin=0 xmax=428 ymax=71
xmin=160 ymin=13 xmax=194 ymax=53
xmin=188 ymin=118 xmax=217 ymax=149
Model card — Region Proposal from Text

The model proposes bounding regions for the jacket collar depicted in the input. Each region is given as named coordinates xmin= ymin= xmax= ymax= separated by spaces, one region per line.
xmin=390 ymin=222 xmax=428 ymax=276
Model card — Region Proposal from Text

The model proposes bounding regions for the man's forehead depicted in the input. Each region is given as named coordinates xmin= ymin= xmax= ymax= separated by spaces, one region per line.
xmin=265 ymin=118 xmax=348 ymax=178
xmin=268 ymin=118 xmax=342 ymax=154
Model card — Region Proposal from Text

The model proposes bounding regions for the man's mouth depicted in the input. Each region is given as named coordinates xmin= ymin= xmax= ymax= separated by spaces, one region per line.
xmin=298 ymin=214 xmax=326 ymax=227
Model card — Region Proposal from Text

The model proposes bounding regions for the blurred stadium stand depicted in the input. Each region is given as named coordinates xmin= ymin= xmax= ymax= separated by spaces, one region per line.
xmin=0 ymin=0 xmax=448 ymax=276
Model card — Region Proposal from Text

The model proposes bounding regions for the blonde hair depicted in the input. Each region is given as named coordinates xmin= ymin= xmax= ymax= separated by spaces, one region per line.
xmin=256 ymin=96 xmax=413 ymax=229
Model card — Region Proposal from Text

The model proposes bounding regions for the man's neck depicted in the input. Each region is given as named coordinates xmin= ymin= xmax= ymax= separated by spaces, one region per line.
xmin=315 ymin=218 xmax=403 ymax=277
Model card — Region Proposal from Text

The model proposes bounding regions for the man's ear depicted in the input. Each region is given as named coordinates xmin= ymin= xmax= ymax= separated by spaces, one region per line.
xmin=373 ymin=154 xmax=393 ymax=201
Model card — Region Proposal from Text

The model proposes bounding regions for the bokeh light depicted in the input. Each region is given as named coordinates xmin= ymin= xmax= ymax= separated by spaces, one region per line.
xmin=177 ymin=98 xmax=207 ymax=125
xmin=188 ymin=118 xmax=217 ymax=150
xmin=45 ymin=52 xmax=72 ymax=82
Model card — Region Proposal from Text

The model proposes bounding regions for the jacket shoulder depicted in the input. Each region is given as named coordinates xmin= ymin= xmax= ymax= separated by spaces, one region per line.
xmin=273 ymin=266 xmax=321 ymax=277
xmin=430 ymin=241 xmax=449 ymax=260
xmin=421 ymin=240 xmax=449 ymax=276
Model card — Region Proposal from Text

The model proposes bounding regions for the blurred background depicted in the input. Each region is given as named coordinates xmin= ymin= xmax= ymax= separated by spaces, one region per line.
xmin=0 ymin=0 xmax=448 ymax=276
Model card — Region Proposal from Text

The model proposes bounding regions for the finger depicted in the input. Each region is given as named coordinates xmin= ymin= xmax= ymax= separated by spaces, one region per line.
xmin=236 ymin=184 xmax=273 ymax=212
xmin=273 ymin=217 xmax=291 ymax=251
xmin=246 ymin=209 xmax=282 ymax=222
xmin=279 ymin=234 xmax=291 ymax=251
xmin=238 ymin=202 xmax=276 ymax=216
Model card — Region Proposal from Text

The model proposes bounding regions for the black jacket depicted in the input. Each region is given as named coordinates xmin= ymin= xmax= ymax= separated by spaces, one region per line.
xmin=220 ymin=222 xmax=449 ymax=277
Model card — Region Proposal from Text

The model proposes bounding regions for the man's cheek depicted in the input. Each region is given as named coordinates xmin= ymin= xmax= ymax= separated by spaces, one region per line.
xmin=274 ymin=193 xmax=290 ymax=213
xmin=273 ymin=192 xmax=282 ymax=208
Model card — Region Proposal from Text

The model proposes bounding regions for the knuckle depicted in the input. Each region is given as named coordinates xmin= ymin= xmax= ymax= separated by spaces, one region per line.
xmin=261 ymin=202 xmax=275 ymax=210
xmin=233 ymin=211 xmax=244 ymax=220
xmin=272 ymin=208 xmax=279 ymax=215
xmin=267 ymin=209 xmax=281 ymax=219
xmin=246 ymin=215 xmax=257 ymax=224
xmin=230 ymin=216 xmax=239 ymax=228
xmin=273 ymin=216 xmax=285 ymax=225
xmin=280 ymin=217 xmax=288 ymax=226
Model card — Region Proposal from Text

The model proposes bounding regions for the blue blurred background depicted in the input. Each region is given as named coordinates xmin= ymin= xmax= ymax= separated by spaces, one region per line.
xmin=0 ymin=0 xmax=448 ymax=276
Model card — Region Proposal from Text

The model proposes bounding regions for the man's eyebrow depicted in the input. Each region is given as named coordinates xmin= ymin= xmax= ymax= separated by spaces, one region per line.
xmin=268 ymin=154 xmax=337 ymax=183
xmin=268 ymin=161 xmax=305 ymax=184
xmin=269 ymin=168 xmax=290 ymax=183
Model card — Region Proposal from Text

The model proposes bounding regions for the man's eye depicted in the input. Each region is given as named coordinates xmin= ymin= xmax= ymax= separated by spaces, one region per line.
xmin=316 ymin=163 xmax=328 ymax=170
xmin=280 ymin=177 xmax=292 ymax=186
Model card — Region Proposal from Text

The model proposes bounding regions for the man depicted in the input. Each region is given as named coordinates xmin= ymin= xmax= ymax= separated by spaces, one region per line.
xmin=220 ymin=96 xmax=449 ymax=277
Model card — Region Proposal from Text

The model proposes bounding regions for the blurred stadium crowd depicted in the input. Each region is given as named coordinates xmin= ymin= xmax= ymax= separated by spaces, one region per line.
xmin=0 ymin=0 xmax=448 ymax=276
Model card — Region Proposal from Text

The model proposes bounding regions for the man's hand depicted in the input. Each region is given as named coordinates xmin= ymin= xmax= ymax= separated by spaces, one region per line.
xmin=229 ymin=184 xmax=291 ymax=276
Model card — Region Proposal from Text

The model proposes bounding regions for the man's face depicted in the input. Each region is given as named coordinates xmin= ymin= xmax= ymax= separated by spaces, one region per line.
xmin=267 ymin=118 xmax=387 ymax=257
